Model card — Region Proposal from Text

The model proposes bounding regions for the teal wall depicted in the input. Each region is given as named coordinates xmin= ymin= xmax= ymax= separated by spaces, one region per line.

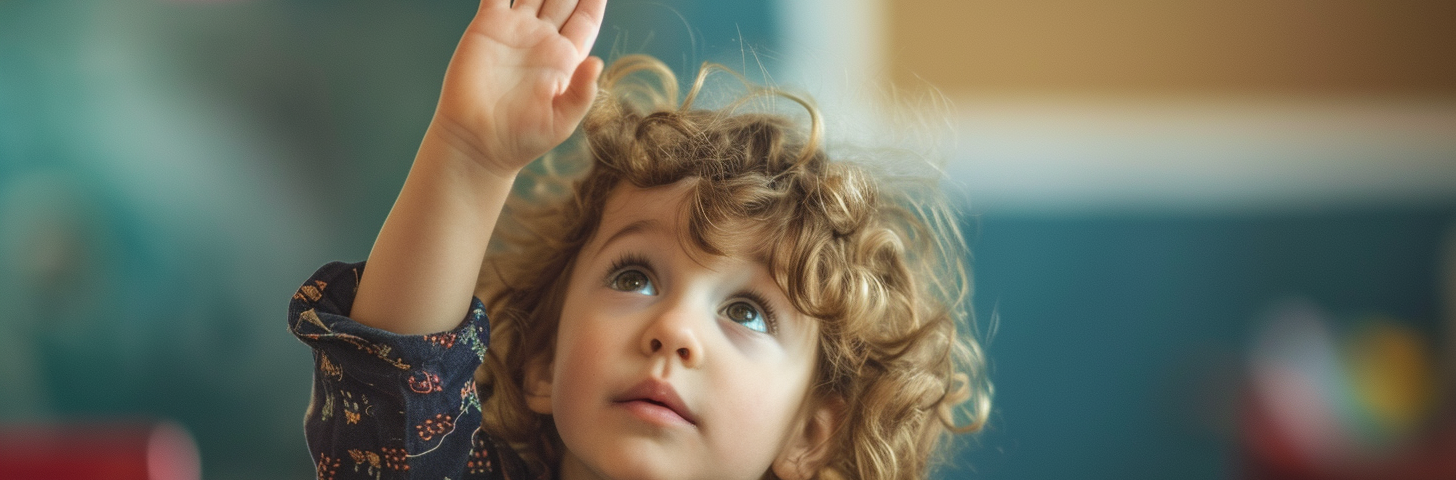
xmin=0 ymin=1 xmax=780 ymax=478
xmin=947 ymin=209 xmax=1452 ymax=479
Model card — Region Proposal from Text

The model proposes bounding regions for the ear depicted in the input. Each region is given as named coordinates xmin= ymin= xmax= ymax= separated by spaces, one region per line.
xmin=523 ymin=355 xmax=554 ymax=415
xmin=772 ymin=397 xmax=845 ymax=480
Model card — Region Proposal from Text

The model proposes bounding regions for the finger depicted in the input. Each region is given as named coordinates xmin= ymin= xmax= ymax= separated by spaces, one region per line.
xmin=554 ymin=56 xmax=604 ymax=125
xmin=558 ymin=0 xmax=606 ymax=54
xmin=537 ymin=0 xmax=578 ymax=30
xmin=512 ymin=0 xmax=543 ymax=16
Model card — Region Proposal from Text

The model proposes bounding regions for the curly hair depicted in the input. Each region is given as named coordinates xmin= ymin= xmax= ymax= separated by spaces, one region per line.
xmin=474 ymin=55 xmax=991 ymax=480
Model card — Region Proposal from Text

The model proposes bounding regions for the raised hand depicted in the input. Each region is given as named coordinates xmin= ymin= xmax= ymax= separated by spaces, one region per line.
xmin=352 ymin=0 xmax=609 ymax=335
xmin=431 ymin=0 xmax=607 ymax=176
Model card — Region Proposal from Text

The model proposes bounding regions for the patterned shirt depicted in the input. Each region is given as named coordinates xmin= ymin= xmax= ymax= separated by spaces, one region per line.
xmin=289 ymin=261 xmax=532 ymax=480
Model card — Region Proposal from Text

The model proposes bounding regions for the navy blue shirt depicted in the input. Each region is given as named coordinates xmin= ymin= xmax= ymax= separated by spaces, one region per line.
xmin=289 ymin=261 xmax=531 ymax=480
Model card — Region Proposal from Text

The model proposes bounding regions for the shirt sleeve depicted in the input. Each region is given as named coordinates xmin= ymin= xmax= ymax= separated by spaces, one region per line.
xmin=288 ymin=261 xmax=490 ymax=480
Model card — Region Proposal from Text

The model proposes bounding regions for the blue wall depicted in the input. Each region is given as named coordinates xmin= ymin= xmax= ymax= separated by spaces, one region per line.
xmin=948 ymin=209 xmax=1452 ymax=479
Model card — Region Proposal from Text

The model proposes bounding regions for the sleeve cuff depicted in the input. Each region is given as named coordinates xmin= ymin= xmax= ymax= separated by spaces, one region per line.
xmin=287 ymin=261 xmax=490 ymax=385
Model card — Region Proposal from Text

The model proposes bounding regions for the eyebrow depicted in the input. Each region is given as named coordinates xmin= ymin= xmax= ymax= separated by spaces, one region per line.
xmin=597 ymin=219 xmax=665 ymax=252
xmin=597 ymin=217 xmax=776 ymax=273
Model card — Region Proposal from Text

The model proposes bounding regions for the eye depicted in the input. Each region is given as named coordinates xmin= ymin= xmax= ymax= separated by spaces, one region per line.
xmin=608 ymin=269 xmax=656 ymax=295
xmin=720 ymin=300 xmax=769 ymax=333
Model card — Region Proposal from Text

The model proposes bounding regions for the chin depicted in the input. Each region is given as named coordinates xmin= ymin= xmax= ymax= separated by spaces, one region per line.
xmin=591 ymin=459 xmax=677 ymax=480
xmin=605 ymin=449 xmax=686 ymax=480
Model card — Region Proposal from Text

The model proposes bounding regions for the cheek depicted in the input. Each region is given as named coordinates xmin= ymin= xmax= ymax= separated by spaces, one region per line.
xmin=553 ymin=275 xmax=611 ymax=386
xmin=551 ymin=311 xmax=622 ymax=416
xmin=708 ymin=357 xmax=816 ymax=462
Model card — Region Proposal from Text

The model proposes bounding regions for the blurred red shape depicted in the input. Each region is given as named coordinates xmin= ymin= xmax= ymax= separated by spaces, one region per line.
xmin=1243 ymin=392 xmax=1456 ymax=480
xmin=0 ymin=421 xmax=200 ymax=480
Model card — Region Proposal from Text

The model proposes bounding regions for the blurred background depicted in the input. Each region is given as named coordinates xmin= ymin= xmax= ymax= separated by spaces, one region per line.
xmin=0 ymin=0 xmax=1452 ymax=479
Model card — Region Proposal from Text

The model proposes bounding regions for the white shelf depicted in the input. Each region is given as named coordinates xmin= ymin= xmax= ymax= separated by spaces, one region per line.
xmin=947 ymin=96 xmax=1456 ymax=212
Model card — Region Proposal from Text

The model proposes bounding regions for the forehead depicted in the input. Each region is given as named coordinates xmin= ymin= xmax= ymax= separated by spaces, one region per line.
xmin=596 ymin=182 xmax=691 ymax=236
xmin=592 ymin=181 xmax=766 ymax=261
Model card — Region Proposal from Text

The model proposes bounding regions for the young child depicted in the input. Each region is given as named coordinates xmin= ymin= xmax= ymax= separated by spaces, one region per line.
xmin=287 ymin=1 xmax=990 ymax=479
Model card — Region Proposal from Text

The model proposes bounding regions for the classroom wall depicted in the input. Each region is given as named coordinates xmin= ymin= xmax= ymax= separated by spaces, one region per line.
xmin=870 ymin=2 xmax=1456 ymax=477
xmin=0 ymin=1 xmax=778 ymax=478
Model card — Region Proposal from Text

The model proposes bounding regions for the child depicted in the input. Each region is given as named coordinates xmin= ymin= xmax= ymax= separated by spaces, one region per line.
xmin=287 ymin=0 xmax=990 ymax=479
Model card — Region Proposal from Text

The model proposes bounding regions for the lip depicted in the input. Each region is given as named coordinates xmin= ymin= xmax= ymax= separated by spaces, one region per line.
xmin=611 ymin=379 xmax=698 ymax=426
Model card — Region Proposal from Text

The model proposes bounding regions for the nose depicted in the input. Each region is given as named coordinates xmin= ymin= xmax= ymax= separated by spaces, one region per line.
xmin=641 ymin=304 xmax=704 ymax=368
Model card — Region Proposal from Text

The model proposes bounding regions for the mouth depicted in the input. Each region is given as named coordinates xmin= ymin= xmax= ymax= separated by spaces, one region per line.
xmin=612 ymin=379 xmax=698 ymax=426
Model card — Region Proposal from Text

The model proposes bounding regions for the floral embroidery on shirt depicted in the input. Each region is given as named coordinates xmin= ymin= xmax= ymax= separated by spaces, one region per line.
xmin=299 ymin=308 xmax=329 ymax=330
xmin=319 ymin=353 xmax=344 ymax=381
xmin=319 ymin=392 xmax=336 ymax=422
xmin=316 ymin=453 xmax=341 ymax=480
xmin=347 ymin=449 xmax=383 ymax=479
xmin=408 ymin=371 xmax=444 ymax=394
xmin=425 ymin=331 xmax=458 ymax=349
xmin=293 ymin=308 xmax=414 ymax=371
xmin=293 ymin=262 xmax=518 ymax=479
xmin=467 ymin=431 xmax=494 ymax=475
xmin=341 ymin=391 xmax=372 ymax=425
xmin=468 ymin=322 xmax=488 ymax=360
xmin=417 ymin=413 xmax=455 ymax=441
xmin=461 ymin=380 xmax=481 ymax=412
xmin=379 ymin=447 xmax=409 ymax=471
xmin=294 ymin=280 xmax=328 ymax=303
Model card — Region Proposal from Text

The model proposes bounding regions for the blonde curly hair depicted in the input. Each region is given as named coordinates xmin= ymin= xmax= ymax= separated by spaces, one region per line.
xmin=475 ymin=55 xmax=990 ymax=480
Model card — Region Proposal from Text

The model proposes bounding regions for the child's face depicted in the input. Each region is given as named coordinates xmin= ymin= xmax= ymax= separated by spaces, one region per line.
xmin=535 ymin=182 xmax=827 ymax=480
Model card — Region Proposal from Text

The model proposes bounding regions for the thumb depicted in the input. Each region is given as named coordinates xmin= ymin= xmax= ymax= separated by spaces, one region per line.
xmin=554 ymin=56 xmax=604 ymax=127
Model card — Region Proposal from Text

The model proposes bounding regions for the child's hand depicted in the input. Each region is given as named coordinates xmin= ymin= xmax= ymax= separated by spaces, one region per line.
xmin=353 ymin=0 xmax=606 ymax=335
xmin=432 ymin=0 xmax=607 ymax=175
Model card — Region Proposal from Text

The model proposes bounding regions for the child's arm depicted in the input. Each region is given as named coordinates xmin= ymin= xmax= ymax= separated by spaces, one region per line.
xmin=351 ymin=0 xmax=606 ymax=335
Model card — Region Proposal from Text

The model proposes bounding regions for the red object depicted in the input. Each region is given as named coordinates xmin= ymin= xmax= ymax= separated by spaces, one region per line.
xmin=1242 ymin=394 xmax=1456 ymax=480
xmin=0 ymin=421 xmax=200 ymax=480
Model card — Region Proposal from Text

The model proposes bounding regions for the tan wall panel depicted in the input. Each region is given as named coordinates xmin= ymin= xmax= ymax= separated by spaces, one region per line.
xmin=889 ymin=1 xmax=1456 ymax=95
